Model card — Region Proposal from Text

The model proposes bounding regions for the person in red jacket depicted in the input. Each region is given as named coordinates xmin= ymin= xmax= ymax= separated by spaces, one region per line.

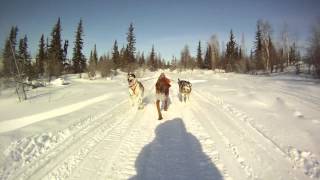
xmin=155 ymin=73 xmax=171 ymax=120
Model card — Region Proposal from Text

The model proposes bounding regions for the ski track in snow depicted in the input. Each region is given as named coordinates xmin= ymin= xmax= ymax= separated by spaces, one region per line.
xmin=42 ymin=102 xmax=139 ymax=180
xmin=193 ymin=90 xmax=319 ymax=180
xmin=100 ymin=103 xmax=156 ymax=180
xmin=173 ymin=100 xmax=231 ymax=180
xmin=12 ymin=79 xmax=157 ymax=180
xmin=2 ymin=99 xmax=128 ymax=180
xmin=36 ymin=84 xmax=156 ymax=180
xmin=66 ymin=85 xmax=157 ymax=180
xmin=102 ymin=85 xmax=229 ymax=180
xmin=266 ymin=84 xmax=320 ymax=111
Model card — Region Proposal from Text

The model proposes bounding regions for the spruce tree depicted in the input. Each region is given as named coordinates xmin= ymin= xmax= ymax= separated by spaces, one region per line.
xmin=196 ymin=41 xmax=203 ymax=68
xmin=225 ymin=30 xmax=237 ymax=71
xmin=10 ymin=26 xmax=19 ymax=74
xmin=36 ymin=34 xmax=46 ymax=76
xmin=18 ymin=35 xmax=33 ymax=80
xmin=112 ymin=40 xmax=120 ymax=69
xmin=250 ymin=49 xmax=253 ymax=60
xmin=2 ymin=40 xmax=12 ymax=76
xmin=268 ymin=36 xmax=277 ymax=73
xmin=48 ymin=18 xmax=64 ymax=78
xmin=289 ymin=42 xmax=297 ymax=65
xmin=254 ymin=23 xmax=264 ymax=70
xmin=88 ymin=45 xmax=98 ymax=78
xmin=63 ymin=40 xmax=69 ymax=67
xmin=119 ymin=46 xmax=126 ymax=69
xmin=2 ymin=26 xmax=18 ymax=76
xmin=148 ymin=45 xmax=156 ymax=71
xmin=170 ymin=56 xmax=177 ymax=70
xmin=24 ymin=36 xmax=34 ymax=79
xmin=126 ymin=23 xmax=136 ymax=65
xmin=93 ymin=44 xmax=98 ymax=66
xmin=138 ymin=52 xmax=145 ymax=66
xmin=166 ymin=61 xmax=170 ymax=69
xmin=17 ymin=38 xmax=25 ymax=75
xmin=72 ymin=19 xmax=85 ymax=73
xmin=204 ymin=44 xmax=213 ymax=69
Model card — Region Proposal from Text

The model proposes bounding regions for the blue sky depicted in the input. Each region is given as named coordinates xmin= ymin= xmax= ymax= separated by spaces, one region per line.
xmin=0 ymin=0 xmax=319 ymax=60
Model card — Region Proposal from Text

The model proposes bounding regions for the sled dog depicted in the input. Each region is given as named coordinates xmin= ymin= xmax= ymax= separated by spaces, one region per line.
xmin=178 ymin=79 xmax=192 ymax=102
xmin=128 ymin=73 xmax=144 ymax=109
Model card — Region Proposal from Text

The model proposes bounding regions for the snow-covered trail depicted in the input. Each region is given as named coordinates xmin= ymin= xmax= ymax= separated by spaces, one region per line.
xmin=36 ymin=80 xmax=227 ymax=180
xmin=0 ymin=71 xmax=319 ymax=180
xmin=2 ymin=76 xmax=224 ymax=180
xmin=35 ymin=81 xmax=312 ymax=179
xmin=191 ymin=90 xmax=308 ymax=180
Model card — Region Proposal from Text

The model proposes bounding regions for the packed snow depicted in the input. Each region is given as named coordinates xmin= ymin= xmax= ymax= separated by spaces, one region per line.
xmin=0 ymin=70 xmax=319 ymax=180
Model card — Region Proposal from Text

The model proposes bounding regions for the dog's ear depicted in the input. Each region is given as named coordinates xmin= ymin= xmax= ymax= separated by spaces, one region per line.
xmin=127 ymin=73 xmax=136 ymax=79
xmin=178 ymin=78 xmax=180 ymax=82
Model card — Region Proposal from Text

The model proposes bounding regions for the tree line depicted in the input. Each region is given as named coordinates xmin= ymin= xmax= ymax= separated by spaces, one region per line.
xmin=1 ymin=18 xmax=320 ymax=81
xmin=170 ymin=19 xmax=320 ymax=77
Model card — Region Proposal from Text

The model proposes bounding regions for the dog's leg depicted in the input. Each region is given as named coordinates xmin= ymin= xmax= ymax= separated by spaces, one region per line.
xmin=138 ymin=94 xmax=144 ymax=110
xmin=130 ymin=95 xmax=135 ymax=107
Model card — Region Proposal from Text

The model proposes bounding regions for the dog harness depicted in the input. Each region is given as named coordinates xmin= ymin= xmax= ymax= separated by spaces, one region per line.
xmin=129 ymin=81 xmax=138 ymax=95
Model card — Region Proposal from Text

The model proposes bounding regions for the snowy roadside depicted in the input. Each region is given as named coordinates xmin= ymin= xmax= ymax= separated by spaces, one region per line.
xmin=0 ymin=93 xmax=116 ymax=133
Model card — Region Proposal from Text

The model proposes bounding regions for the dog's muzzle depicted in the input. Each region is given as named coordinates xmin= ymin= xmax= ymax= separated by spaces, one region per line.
xmin=128 ymin=78 xmax=135 ymax=86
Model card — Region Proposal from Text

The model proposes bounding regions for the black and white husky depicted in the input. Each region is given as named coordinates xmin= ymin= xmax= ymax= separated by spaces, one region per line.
xmin=128 ymin=73 xmax=144 ymax=109
xmin=178 ymin=79 xmax=192 ymax=102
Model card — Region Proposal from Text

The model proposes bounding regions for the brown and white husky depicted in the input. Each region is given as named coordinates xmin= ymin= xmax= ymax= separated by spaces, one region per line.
xmin=128 ymin=73 xmax=144 ymax=109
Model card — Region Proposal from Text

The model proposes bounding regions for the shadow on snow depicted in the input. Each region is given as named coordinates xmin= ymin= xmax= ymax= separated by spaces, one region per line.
xmin=130 ymin=118 xmax=223 ymax=180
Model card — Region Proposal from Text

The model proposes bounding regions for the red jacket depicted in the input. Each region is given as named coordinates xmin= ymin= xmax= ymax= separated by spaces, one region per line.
xmin=156 ymin=77 xmax=171 ymax=95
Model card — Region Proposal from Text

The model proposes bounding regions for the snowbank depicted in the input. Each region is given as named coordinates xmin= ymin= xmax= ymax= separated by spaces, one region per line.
xmin=0 ymin=93 xmax=113 ymax=133
xmin=50 ymin=78 xmax=70 ymax=87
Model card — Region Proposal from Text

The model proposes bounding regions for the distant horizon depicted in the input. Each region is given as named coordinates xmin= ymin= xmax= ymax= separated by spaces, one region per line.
xmin=1 ymin=0 xmax=319 ymax=60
